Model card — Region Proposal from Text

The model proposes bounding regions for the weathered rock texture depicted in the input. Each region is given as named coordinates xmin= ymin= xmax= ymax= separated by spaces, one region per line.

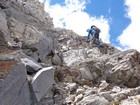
xmin=0 ymin=61 xmax=31 ymax=105
xmin=0 ymin=0 xmax=56 ymax=105
xmin=31 ymin=66 xmax=55 ymax=102
xmin=0 ymin=0 xmax=140 ymax=105
xmin=0 ymin=0 xmax=57 ymax=62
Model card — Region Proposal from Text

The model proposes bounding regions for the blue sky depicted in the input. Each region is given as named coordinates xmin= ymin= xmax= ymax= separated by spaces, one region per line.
xmin=39 ymin=0 xmax=140 ymax=51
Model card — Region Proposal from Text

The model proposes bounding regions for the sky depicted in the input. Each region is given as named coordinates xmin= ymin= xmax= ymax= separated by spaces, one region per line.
xmin=39 ymin=0 xmax=140 ymax=52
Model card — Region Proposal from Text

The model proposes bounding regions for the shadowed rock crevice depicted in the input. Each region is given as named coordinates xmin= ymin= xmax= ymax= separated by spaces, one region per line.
xmin=0 ymin=2 xmax=8 ymax=9
xmin=0 ymin=30 xmax=8 ymax=50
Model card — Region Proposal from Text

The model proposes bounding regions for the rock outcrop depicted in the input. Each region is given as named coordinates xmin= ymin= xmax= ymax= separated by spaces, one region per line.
xmin=0 ymin=0 xmax=140 ymax=105
xmin=0 ymin=0 xmax=56 ymax=104
xmin=0 ymin=53 xmax=31 ymax=105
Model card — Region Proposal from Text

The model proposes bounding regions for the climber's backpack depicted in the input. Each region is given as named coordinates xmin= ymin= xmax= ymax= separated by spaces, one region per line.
xmin=94 ymin=27 xmax=101 ymax=33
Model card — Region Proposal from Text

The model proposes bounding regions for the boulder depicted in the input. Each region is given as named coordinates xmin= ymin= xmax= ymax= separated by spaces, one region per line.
xmin=31 ymin=37 xmax=55 ymax=62
xmin=52 ymin=53 xmax=62 ymax=66
xmin=62 ymin=49 xmax=87 ymax=66
xmin=86 ymin=47 xmax=102 ymax=58
xmin=79 ymin=67 xmax=93 ymax=80
xmin=105 ymin=49 xmax=140 ymax=87
xmin=0 ymin=62 xmax=31 ymax=105
xmin=20 ymin=55 xmax=42 ymax=74
xmin=120 ymin=95 xmax=140 ymax=105
xmin=78 ymin=95 xmax=109 ymax=105
xmin=77 ymin=56 xmax=107 ymax=84
xmin=31 ymin=66 xmax=55 ymax=102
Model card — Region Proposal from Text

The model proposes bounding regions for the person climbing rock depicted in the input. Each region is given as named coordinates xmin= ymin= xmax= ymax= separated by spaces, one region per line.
xmin=87 ymin=25 xmax=102 ymax=48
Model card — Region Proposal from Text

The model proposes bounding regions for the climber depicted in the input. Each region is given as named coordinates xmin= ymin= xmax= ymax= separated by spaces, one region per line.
xmin=87 ymin=25 xmax=102 ymax=48
xmin=86 ymin=25 xmax=96 ymax=48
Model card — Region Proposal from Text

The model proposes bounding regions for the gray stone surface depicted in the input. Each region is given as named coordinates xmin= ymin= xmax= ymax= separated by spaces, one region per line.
xmin=21 ymin=55 xmax=42 ymax=73
xmin=62 ymin=49 xmax=87 ymax=66
xmin=105 ymin=49 xmax=140 ymax=87
xmin=0 ymin=8 xmax=11 ymax=43
xmin=79 ymin=67 xmax=93 ymax=80
xmin=33 ymin=37 xmax=55 ymax=62
xmin=78 ymin=95 xmax=109 ymax=105
xmin=0 ymin=64 xmax=31 ymax=105
xmin=1 ymin=0 xmax=140 ymax=105
xmin=0 ymin=30 xmax=8 ymax=49
xmin=0 ymin=8 xmax=9 ymax=35
xmin=31 ymin=66 xmax=55 ymax=102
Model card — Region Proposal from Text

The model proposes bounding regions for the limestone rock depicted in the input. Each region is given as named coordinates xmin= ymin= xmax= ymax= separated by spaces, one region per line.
xmin=86 ymin=47 xmax=102 ymax=58
xmin=106 ymin=49 xmax=140 ymax=87
xmin=78 ymin=95 xmax=109 ymax=105
xmin=74 ymin=94 xmax=83 ymax=103
xmin=62 ymin=49 xmax=87 ymax=66
xmin=79 ymin=67 xmax=93 ymax=80
xmin=31 ymin=66 xmax=55 ymax=102
xmin=67 ymin=83 xmax=78 ymax=93
xmin=120 ymin=95 xmax=140 ymax=105
xmin=76 ymin=88 xmax=85 ymax=95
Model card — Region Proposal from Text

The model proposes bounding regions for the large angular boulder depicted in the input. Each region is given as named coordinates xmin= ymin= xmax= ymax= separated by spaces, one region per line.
xmin=105 ymin=49 xmax=140 ymax=87
xmin=62 ymin=49 xmax=87 ymax=67
xmin=31 ymin=66 xmax=55 ymax=102
xmin=0 ymin=61 xmax=31 ymax=105
xmin=76 ymin=56 xmax=107 ymax=84
xmin=75 ymin=49 xmax=140 ymax=88
xmin=31 ymin=37 xmax=55 ymax=62
xmin=7 ymin=16 xmax=56 ymax=62
xmin=0 ymin=8 xmax=10 ymax=37
xmin=21 ymin=55 xmax=42 ymax=74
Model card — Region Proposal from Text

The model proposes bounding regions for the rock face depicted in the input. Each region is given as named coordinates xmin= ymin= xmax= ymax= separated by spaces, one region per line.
xmin=0 ymin=0 xmax=56 ymax=105
xmin=106 ymin=49 xmax=140 ymax=87
xmin=77 ymin=95 xmax=109 ymax=105
xmin=0 ymin=61 xmax=31 ymax=105
xmin=74 ymin=49 xmax=140 ymax=88
xmin=0 ymin=0 xmax=140 ymax=105
xmin=62 ymin=49 xmax=87 ymax=66
xmin=0 ymin=0 xmax=57 ymax=62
